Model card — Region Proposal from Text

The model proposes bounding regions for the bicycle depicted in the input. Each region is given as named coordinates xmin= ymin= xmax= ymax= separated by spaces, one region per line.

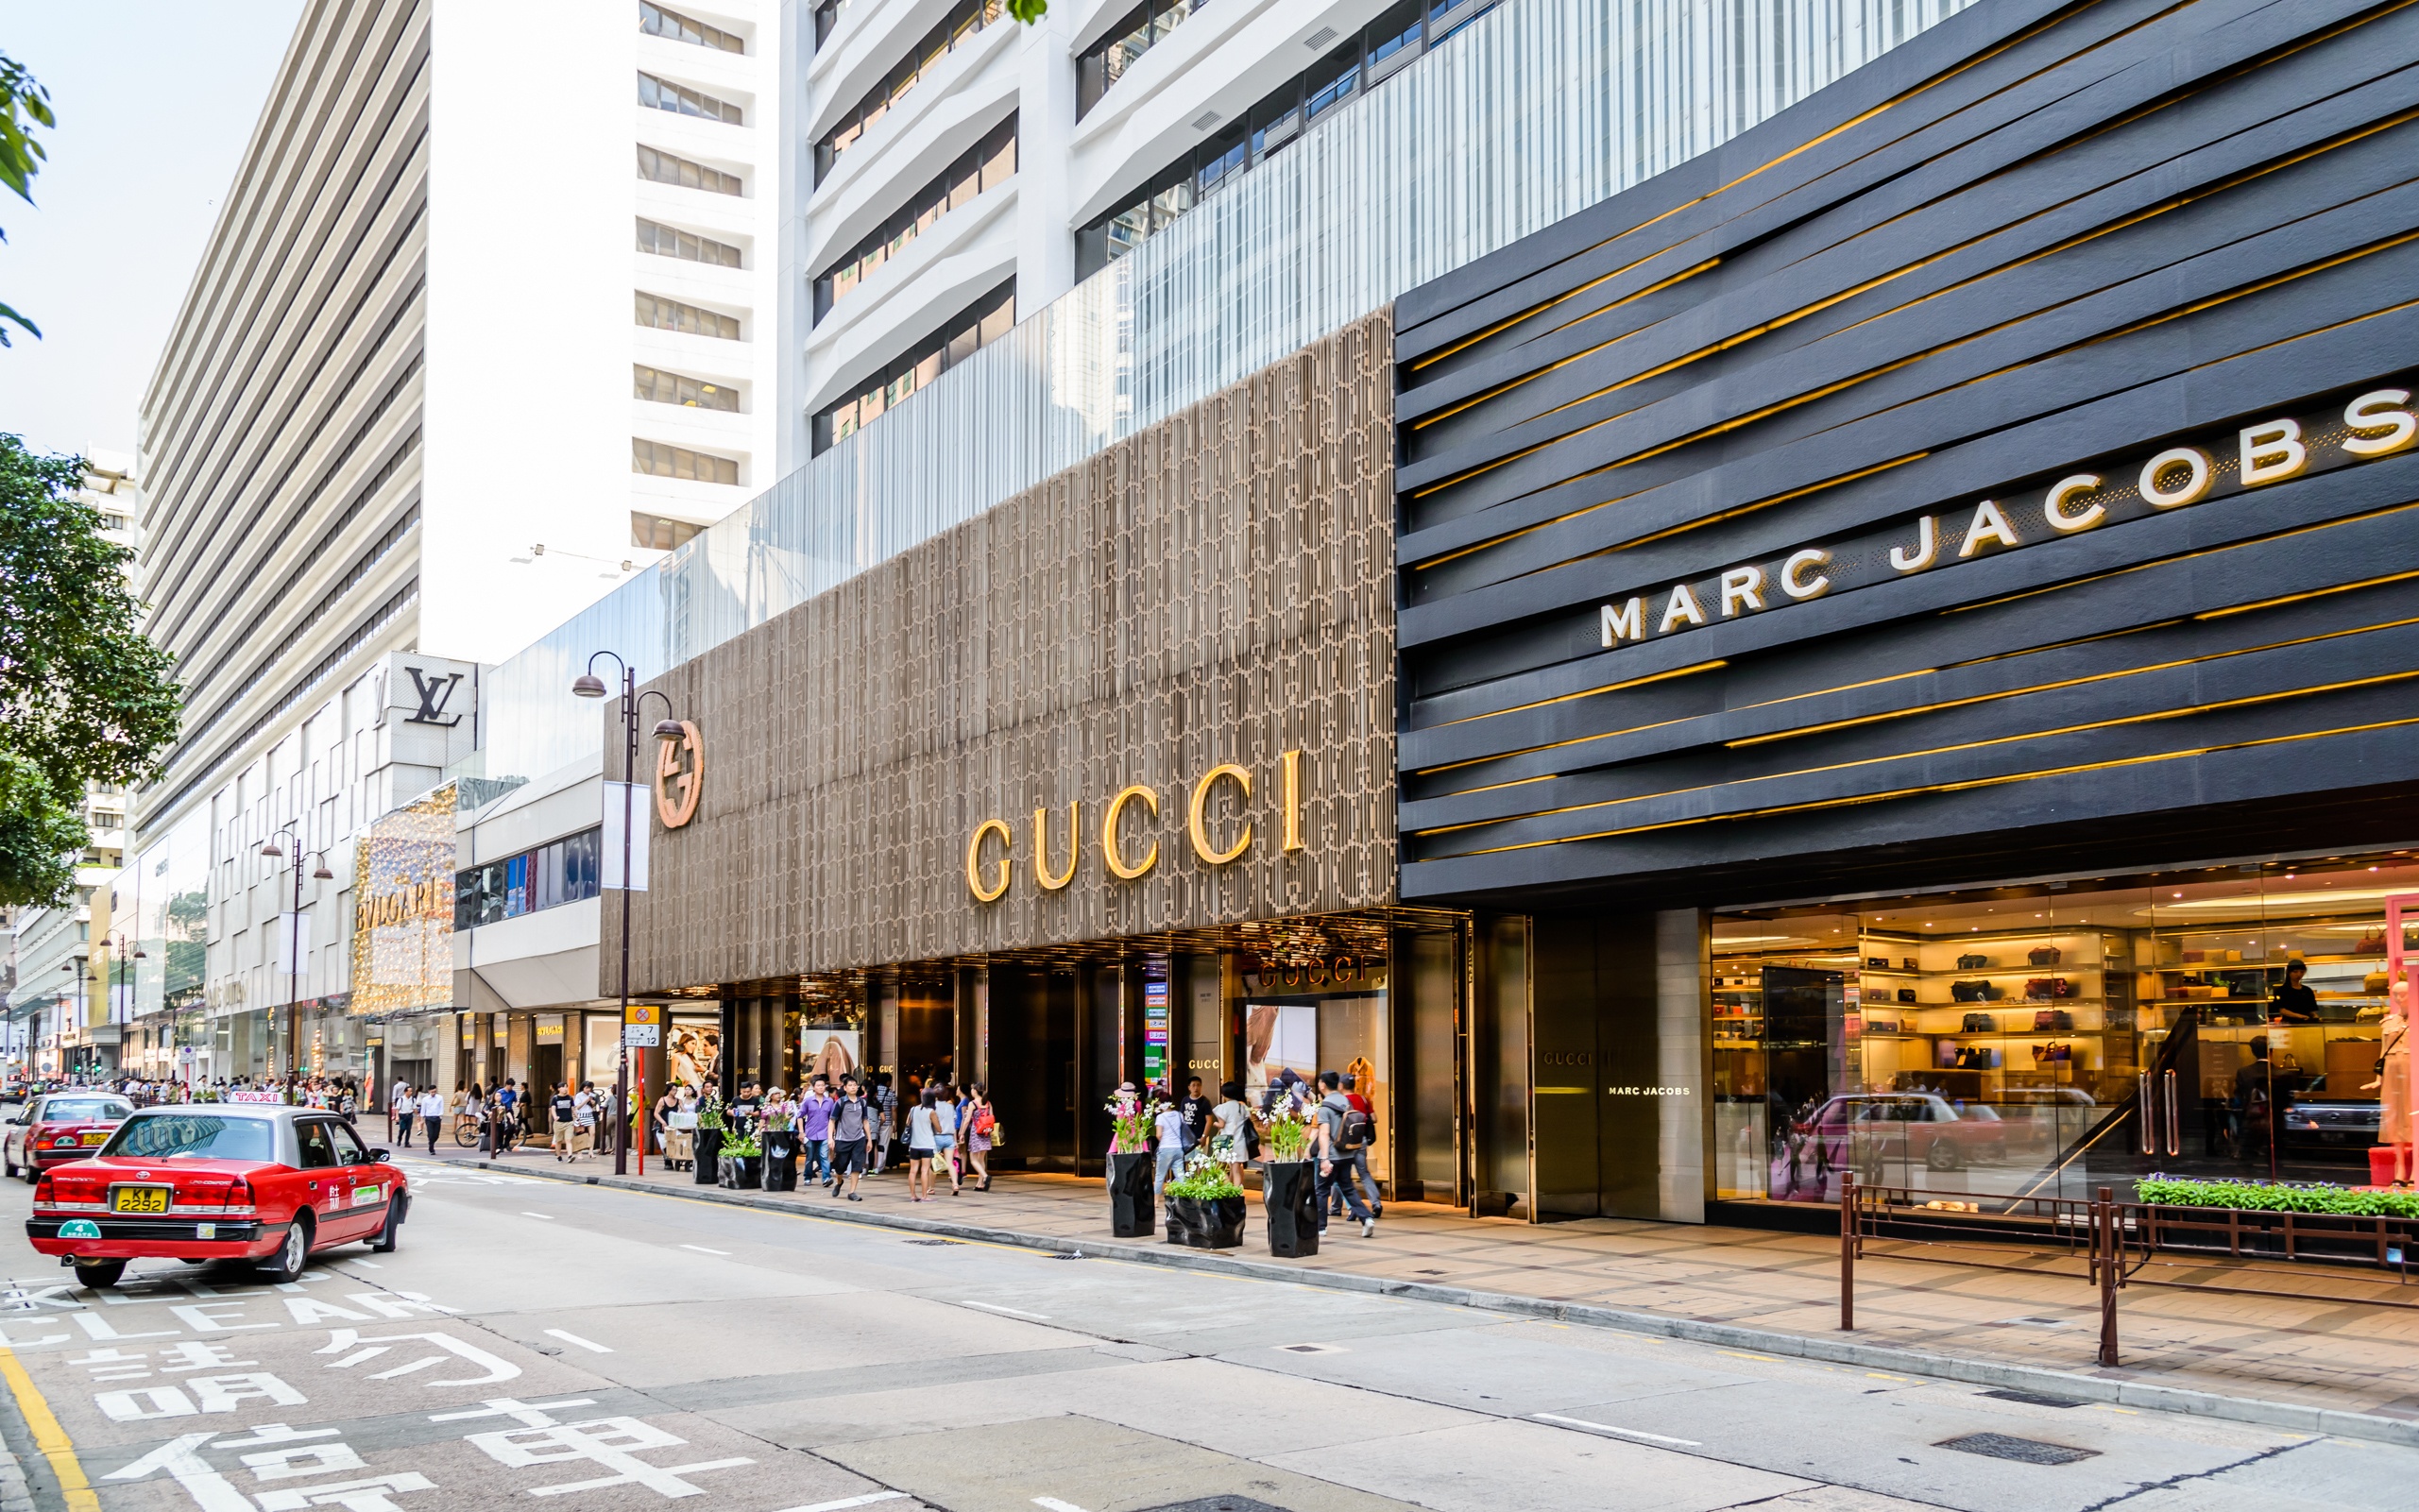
xmin=453 ymin=1113 xmax=479 ymax=1147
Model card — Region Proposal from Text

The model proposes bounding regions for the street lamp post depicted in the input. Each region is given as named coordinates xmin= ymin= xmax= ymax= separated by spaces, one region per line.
xmin=97 ymin=932 xmax=145 ymax=1078
xmin=260 ymin=824 xmax=334 ymax=1095
xmin=573 ymin=653 xmax=685 ymax=1178
xmin=57 ymin=957 xmax=84 ymax=1081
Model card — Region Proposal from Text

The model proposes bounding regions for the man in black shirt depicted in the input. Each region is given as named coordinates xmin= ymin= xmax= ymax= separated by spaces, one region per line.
xmin=1179 ymin=1077 xmax=1214 ymax=1151
xmin=2234 ymin=1041 xmax=2283 ymax=1164
xmin=2272 ymin=959 xmax=2321 ymax=1024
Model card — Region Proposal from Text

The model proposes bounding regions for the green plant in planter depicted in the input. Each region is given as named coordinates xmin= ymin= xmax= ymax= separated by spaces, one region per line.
xmin=2138 ymin=1175 xmax=2419 ymax=1219
xmin=719 ymin=1130 xmax=762 ymax=1159
xmin=1262 ymin=1110 xmax=1311 ymax=1162
xmin=1165 ymin=1149 xmax=1244 ymax=1201
xmin=698 ymin=1090 xmax=726 ymax=1132
xmin=762 ymin=1102 xmax=794 ymax=1133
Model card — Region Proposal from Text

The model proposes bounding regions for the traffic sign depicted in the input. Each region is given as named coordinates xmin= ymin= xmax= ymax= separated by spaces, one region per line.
xmin=623 ymin=1024 xmax=661 ymax=1047
xmin=625 ymin=1004 xmax=661 ymax=1026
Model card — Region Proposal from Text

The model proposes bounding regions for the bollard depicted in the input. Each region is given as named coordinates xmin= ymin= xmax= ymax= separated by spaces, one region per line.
xmin=2097 ymin=1184 xmax=2120 ymax=1368
xmin=1839 ymin=1172 xmax=1856 ymax=1332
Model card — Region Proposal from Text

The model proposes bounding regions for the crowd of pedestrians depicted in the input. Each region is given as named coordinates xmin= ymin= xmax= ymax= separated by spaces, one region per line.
xmin=1108 ymin=1067 xmax=1383 ymax=1238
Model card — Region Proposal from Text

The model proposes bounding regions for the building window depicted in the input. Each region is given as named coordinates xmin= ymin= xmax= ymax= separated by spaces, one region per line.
xmin=812 ymin=280 xmax=1014 ymax=452
xmin=637 ymin=216 xmax=743 ymax=268
xmin=639 ymin=1 xmax=744 ymax=52
xmin=814 ymin=115 xmax=1015 ymax=322
xmin=815 ymin=0 xmax=1005 ymax=185
xmin=635 ymin=291 xmax=741 ymax=340
xmin=635 ymin=364 xmax=740 ymax=411
xmin=632 ymin=511 xmax=706 ymax=552
xmin=813 ymin=0 xmax=852 ymax=50
xmin=1076 ymin=0 xmax=1207 ymax=121
xmin=633 ymin=437 xmax=741 ymax=485
xmin=455 ymin=828 xmax=604 ymax=929
xmin=1076 ymin=0 xmax=1490 ymax=278
xmin=638 ymin=71 xmax=743 ymax=126
xmin=638 ymin=144 xmax=742 ymax=195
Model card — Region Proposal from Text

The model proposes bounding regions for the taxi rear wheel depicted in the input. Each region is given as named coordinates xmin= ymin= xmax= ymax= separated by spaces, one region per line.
xmin=260 ymin=1215 xmax=311 ymax=1283
xmin=73 ymin=1259 xmax=125 ymax=1289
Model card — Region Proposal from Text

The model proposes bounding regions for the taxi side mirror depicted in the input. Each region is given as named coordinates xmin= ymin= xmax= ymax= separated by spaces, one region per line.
xmin=367 ymin=1148 xmax=390 ymax=1163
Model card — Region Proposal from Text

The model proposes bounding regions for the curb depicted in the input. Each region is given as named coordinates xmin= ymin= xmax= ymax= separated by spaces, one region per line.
xmin=434 ymin=1155 xmax=2419 ymax=1451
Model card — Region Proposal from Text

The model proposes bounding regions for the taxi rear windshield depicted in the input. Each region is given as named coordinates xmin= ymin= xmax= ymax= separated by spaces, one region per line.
xmin=43 ymin=1100 xmax=130 ymax=1123
xmin=104 ymin=1115 xmax=274 ymax=1163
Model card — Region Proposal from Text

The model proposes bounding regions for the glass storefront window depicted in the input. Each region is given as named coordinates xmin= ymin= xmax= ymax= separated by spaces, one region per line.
xmin=1714 ymin=852 xmax=2419 ymax=1205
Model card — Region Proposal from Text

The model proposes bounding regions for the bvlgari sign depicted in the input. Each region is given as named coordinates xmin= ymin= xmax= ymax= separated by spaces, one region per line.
xmin=966 ymin=751 xmax=1308 ymax=904
xmin=1597 ymin=388 xmax=2415 ymax=650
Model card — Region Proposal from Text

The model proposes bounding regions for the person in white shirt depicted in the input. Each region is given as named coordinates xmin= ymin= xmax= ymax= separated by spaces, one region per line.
xmin=1152 ymin=1098 xmax=1189 ymax=1198
xmin=571 ymin=1085 xmax=598 ymax=1159
xmin=416 ymin=1086 xmax=444 ymax=1154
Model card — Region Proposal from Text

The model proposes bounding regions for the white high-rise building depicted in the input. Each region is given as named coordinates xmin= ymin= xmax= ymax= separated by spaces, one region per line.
xmin=132 ymin=0 xmax=798 ymax=1079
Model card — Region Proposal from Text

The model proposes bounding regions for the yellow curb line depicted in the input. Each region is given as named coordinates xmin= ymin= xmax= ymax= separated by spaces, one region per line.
xmin=0 ymin=1344 xmax=97 ymax=1511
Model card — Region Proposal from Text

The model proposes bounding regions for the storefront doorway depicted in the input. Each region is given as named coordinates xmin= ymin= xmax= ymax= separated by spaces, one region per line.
xmin=1713 ymin=851 xmax=2419 ymax=1208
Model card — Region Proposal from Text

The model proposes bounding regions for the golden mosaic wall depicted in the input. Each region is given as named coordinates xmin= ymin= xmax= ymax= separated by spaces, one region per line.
xmin=619 ymin=313 xmax=1397 ymax=989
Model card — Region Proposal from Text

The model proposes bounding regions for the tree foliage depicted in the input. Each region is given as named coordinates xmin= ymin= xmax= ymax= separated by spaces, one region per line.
xmin=0 ymin=52 xmax=50 ymax=346
xmin=0 ymin=436 xmax=181 ymax=905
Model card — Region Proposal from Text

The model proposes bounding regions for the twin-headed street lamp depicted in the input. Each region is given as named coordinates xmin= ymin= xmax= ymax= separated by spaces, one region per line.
xmin=573 ymin=652 xmax=686 ymax=1177
xmin=260 ymin=823 xmax=334 ymax=1086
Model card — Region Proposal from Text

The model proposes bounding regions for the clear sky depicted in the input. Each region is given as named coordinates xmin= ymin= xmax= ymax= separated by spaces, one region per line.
xmin=0 ymin=2 xmax=306 ymax=462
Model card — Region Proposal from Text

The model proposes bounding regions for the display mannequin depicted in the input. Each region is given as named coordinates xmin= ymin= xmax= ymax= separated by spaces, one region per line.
xmin=2363 ymin=979 xmax=2410 ymax=1186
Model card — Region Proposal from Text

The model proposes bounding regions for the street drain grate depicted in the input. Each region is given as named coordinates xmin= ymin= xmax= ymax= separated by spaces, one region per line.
xmin=1136 ymin=1499 xmax=1289 ymax=1512
xmin=902 ymin=1239 xmax=962 ymax=1247
xmin=1979 ymin=1389 xmax=2087 ymax=1409
xmin=1049 ymin=1251 xmax=1084 ymax=1260
xmin=1935 ymin=1433 xmax=2099 ymax=1465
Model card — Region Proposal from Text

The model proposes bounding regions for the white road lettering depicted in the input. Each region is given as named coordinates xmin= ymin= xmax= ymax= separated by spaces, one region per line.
xmin=174 ymin=1301 xmax=277 ymax=1334
xmin=774 ymin=1494 xmax=909 ymax=1512
xmin=102 ymin=1431 xmax=252 ymax=1512
xmin=75 ymin=1309 xmax=178 ymax=1341
xmin=962 ymin=1301 xmax=1048 ymax=1320
xmin=544 ymin=1328 xmax=611 ymax=1353
xmin=315 ymin=1329 xmax=520 ymax=1386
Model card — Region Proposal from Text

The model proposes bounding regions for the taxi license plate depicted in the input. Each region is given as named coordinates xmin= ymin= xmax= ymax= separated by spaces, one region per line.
xmin=110 ymin=1186 xmax=170 ymax=1215
xmin=79 ymin=1131 xmax=108 ymax=1145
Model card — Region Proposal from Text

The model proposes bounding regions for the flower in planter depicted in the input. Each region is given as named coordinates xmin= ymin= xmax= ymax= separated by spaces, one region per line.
xmin=1164 ymin=1147 xmax=1244 ymax=1202
xmin=1103 ymin=1089 xmax=1169 ymax=1154
xmin=720 ymin=1130 xmax=762 ymax=1159
xmin=1260 ymin=1110 xmax=1312 ymax=1163
xmin=699 ymin=1089 xmax=726 ymax=1132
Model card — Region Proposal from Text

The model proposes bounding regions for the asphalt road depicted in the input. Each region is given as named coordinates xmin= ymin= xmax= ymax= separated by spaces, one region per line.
xmin=0 ymin=1143 xmax=2404 ymax=1512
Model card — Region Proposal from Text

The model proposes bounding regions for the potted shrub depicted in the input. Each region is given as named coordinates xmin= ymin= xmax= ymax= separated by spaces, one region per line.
xmin=1104 ymin=1089 xmax=1166 ymax=1238
xmin=693 ymin=1090 xmax=726 ymax=1187
xmin=760 ymin=1104 xmax=799 ymax=1193
xmin=1164 ymin=1150 xmax=1246 ymax=1249
xmin=1260 ymin=1109 xmax=1318 ymax=1258
xmin=718 ymin=1127 xmax=764 ymax=1190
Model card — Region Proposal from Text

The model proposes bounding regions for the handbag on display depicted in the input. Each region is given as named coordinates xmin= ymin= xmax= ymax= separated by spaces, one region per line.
xmin=1957 ymin=953 xmax=1990 ymax=970
xmin=2032 ymin=1009 xmax=2073 ymax=1031
xmin=1902 ymin=958 xmax=1920 ymax=972
xmin=2023 ymin=977 xmax=2073 ymax=1000
xmin=1961 ymin=1011 xmax=1996 ymax=1033
xmin=1897 ymin=988 xmax=1918 ymax=1004
xmin=1865 ymin=1019 xmax=1899 ymax=1035
xmin=1955 ymin=1046 xmax=1999 ymax=1070
xmin=1951 ymin=980 xmax=1985 ymax=1002
xmin=2356 ymin=928 xmax=2387 ymax=954
xmin=1865 ymin=957 xmax=1891 ymax=971
xmin=2029 ymin=945 xmax=2062 ymax=966
xmin=2032 ymin=1042 xmax=2072 ymax=1063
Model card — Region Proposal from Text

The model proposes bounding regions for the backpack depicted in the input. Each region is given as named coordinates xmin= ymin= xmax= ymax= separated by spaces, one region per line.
xmin=1338 ymin=1106 xmax=1371 ymax=1152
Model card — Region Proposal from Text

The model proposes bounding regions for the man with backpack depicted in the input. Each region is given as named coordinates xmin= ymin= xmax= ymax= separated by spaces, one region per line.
xmin=1340 ymin=1071 xmax=1384 ymax=1219
xmin=1314 ymin=1071 xmax=1375 ymax=1237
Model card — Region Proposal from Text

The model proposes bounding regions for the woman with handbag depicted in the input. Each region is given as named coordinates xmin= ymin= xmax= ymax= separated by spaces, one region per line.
xmin=1209 ymin=1079 xmax=1259 ymax=1188
xmin=964 ymin=1084 xmax=996 ymax=1191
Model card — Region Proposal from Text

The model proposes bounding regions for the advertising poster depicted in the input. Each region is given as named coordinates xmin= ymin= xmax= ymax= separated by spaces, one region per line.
xmin=800 ymin=1027 xmax=860 ymax=1086
xmin=667 ymin=1021 xmax=721 ymax=1094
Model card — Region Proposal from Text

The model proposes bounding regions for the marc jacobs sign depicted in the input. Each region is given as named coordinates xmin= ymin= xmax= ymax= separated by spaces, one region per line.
xmin=966 ymin=751 xmax=1307 ymax=904
xmin=1597 ymin=387 xmax=2416 ymax=651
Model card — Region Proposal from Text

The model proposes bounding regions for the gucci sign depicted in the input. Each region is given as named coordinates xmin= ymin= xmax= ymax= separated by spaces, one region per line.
xmin=967 ymin=751 xmax=1305 ymax=903
xmin=654 ymin=720 xmax=704 ymax=828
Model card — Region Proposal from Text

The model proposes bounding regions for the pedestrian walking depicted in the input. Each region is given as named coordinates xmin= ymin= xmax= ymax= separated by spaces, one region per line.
xmin=418 ymin=1085 xmax=443 ymax=1153
xmin=870 ymin=1074 xmax=897 ymax=1175
xmin=1152 ymin=1095 xmax=1188 ymax=1198
xmin=392 ymin=1082 xmax=416 ymax=1150
xmin=829 ymin=1075 xmax=870 ymax=1201
xmin=1341 ymin=1072 xmax=1383 ymax=1217
xmin=1209 ymin=1080 xmax=1258 ymax=1188
xmin=571 ymin=1082 xmax=598 ymax=1159
xmin=1179 ymin=1076 xmax=1213 ymax=1151
xmin=931 ymin=1083 xmax=962 ymax=1196
xmin=799 ymin=1079 xmax=834 ymax=1187
xmin=1314 ymin=1071 xmax=1375 ymax=1238
xmin=551 ymin=1083 xmax=577 ymax=1162
xmin=964 ymin=1084 xmax=995 ymax=1192
xmin=906 ymin=1088 xmax=938 ymax=1200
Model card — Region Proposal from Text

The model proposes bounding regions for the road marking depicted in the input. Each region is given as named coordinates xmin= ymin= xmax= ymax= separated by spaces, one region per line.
xmin=1716 ymin=1350 xmax=1779 ymax=1363
xmin=1532 ymin=1412 xmax=1701 ymax=1448
xmin=522 ymin=1212 xmax=555 ymax=1220
xmin=0 ymin=1345 xmax=98 ymax=1510
xmin=353 ymin=1261 xmax=382 ymax=1269
xmin=1034 ymin=1499 xmax=1089 ymax=1512
xmin=773 ymin=1494 xmax=908 ymax=1512
xmin=679 ymin=1245 xmax=731 ymax=1256
xmin=962 ymin=1300 xmax=1048 ymax=1320
xmin=543 ymin=1329 xmax=611 ymax=1353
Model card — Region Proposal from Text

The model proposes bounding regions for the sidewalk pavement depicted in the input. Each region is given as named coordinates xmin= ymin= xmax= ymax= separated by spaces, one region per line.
xmin=409 ymin=1138 xmax=2419 ymax=1445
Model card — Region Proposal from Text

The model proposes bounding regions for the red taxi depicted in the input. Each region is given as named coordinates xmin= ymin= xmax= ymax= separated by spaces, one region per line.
xmin=26 ymin=1105 xmax=409 ymax=1290
xmin=4 ymin=1093 xmax=134 ymax=1181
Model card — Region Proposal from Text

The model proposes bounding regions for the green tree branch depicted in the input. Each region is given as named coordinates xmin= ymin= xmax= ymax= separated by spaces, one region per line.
xmin=0 ymin=52 xmax=51 ymax=346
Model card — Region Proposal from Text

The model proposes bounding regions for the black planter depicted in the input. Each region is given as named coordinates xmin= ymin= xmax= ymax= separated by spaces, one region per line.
xmin=719 ymin=1152 xmax=763 ymax=1190
xmin=760 ymin=1135 xmax=798 ymax=1192
xmin=1166 ymin=1194 xmax=1247 ymax=1249
xmin=692 ymin=1128 xmax=724 ymax=1185
xmin=1262 ymin=1160 xmax=1320 ymax=1257
xmin=1109 ymin=1150 xmax=1157 ymax=1237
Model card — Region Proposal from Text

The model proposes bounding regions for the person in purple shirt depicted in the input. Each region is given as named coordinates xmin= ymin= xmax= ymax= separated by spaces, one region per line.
xmin=799 ymin=1078 xmax=836 ymax=1187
